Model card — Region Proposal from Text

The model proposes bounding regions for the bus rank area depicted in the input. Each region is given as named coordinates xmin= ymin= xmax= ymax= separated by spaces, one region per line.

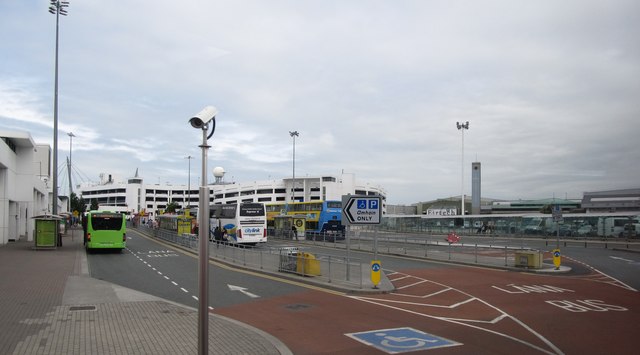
xmin=82 ymin=200 xmax=640 ymax=354
xmin=147 ymin=200 xmax=345 ymax=245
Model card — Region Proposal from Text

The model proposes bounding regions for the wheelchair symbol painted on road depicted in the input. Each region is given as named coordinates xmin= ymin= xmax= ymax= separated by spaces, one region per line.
xmin=346 ymin=327 xmax=462 ymax=353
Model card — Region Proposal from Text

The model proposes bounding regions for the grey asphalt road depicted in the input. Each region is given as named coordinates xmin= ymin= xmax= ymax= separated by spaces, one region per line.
xmin=87 ymin=229 xmax=308 ymax=309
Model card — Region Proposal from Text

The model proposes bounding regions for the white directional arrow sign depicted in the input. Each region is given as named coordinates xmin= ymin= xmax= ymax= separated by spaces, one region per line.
xmin=342 ymin=195 xmax=381 ymax=225
xmin=227 ymin=284 xmax=260 ymax=298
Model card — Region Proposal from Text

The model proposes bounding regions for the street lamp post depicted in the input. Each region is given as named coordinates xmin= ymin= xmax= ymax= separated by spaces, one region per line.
xmin=189 ymin=106 xmax=218 ymax=355
xmin=49 ymin=0 xmax=69 ymax=216
xmin=185 ymin=156 xmax=193 ymax=209
xmin=456 ymin=121 xmax=469 ymax=217
xmin=68 ymin=132 xmax=75 ymax=195
xmin=289 ymin=131 xmax=299 ymax=203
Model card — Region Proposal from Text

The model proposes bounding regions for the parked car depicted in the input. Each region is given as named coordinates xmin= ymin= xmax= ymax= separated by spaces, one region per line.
xmin=577 ymin=224 xmax=595 ymax=237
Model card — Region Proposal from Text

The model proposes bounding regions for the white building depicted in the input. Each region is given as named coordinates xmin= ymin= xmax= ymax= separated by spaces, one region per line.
xmin=78 ymin=168 xmax=387 ymax=219
xmin=0 ymin=130 xmax=52 ymax=244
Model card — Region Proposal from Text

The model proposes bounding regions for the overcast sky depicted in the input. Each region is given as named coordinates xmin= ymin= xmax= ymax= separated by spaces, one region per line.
xmin=1 ymin=1 xmax=638 ymax=205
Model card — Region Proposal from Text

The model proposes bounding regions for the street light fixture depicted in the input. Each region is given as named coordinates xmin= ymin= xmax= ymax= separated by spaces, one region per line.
xmin=49 ymin=0 xmax=69 ymax=216
xmin=289 ymin=131 xmax=299 ymax=203
xmin=189 ymin=105 xmax=218 ymax=355
xmin=456 ymin=121 xmax=469 ymax=217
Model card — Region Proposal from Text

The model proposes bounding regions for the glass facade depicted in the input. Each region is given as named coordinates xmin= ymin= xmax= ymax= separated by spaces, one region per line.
xmin=379 ymin=213 xmax=639 ymax=238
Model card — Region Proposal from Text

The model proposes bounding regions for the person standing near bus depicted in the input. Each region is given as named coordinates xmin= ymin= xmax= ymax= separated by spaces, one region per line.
xmin=82 ymin=213 xmax=88 ymax=245
xmin=213 ymin=226 xmax=222 ymax=242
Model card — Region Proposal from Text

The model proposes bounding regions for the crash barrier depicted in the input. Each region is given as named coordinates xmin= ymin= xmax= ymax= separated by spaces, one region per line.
xmin=278 ymin=247 xmax=299 ymax=273
xmin=514 ymin=250 xmax=543 ymax=268
xmin=142 ymin=226 xmax=363 ymax=289
xmin=297 ymin=252 xmax=322 ymax=276
xmin=277 ymin=247 xmax=321 ymax=276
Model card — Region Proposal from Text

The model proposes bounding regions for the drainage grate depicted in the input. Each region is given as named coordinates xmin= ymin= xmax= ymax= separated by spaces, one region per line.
xmin=69 ymin=305 xmax=97 ymax=311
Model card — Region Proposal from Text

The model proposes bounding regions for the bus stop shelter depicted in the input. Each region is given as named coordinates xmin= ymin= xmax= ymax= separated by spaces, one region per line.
xmin=274 ymin=214 xmax=306 ymax=239
xmin=32 ymin=214 xmax=64 ymax=249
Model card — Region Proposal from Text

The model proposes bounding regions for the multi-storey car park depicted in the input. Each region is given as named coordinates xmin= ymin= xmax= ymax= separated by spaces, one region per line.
xmin=77 ymin=168 xmax=387 ymax=220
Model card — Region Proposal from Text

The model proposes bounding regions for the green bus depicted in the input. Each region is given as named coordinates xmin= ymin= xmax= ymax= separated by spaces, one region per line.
xmin=85 ymin=211 xmax=127 ymax=251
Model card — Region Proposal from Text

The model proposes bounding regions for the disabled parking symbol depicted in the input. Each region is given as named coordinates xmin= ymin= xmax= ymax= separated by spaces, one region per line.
xmin=346 ymin=327 xmax=462 ymax=353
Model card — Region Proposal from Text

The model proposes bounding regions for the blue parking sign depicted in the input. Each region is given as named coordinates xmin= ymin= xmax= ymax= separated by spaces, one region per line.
xmin=346 ymin=327 xmax=462 ymax=354
xmin=343 ymin=195 xmax=382 ymax=225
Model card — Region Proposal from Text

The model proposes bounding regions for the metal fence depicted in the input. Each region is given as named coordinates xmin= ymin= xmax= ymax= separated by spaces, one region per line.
xmin=379 ymin=213 xmax=640 ymax=239
xmin=139 ymin=226 xmax=365 ymax=289
xmin=139 ymin=220 xmax=640 ymax=276
xmin=284 ymin=226 xmax=640 ymax=269
xmin=268 ymin=226 xmax=529 ymax=268
xmin=347 ymin=230 xmax=524 ymax=268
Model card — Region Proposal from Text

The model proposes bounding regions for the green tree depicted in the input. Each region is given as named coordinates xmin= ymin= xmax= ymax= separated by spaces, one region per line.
xmin=90 ymin=199 xmax=99 ymax=211
xmin=165 ymin=201 xmax=180 ymax=214
xmin=70 ymin=193 xmax=87 ymax=215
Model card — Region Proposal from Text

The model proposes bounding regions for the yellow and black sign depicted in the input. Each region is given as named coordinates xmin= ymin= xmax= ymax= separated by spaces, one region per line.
xmin=177 ymin=217 xmax=193 ymax=235
xmin=293 ymin=217 xmax=305 ymax=235
xmin=552 ymin=249 xmax=561 ymax=269
xmin=371 ymin=260 xmax=382 ymax=288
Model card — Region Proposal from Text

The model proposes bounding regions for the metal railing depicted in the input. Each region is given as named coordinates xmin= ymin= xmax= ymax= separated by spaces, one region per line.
xmin=138 ymin=226 xmax=364 ymax=289
xmin=141 ymin=223 xmax=640 ymax=273
xmin=307 ymin=227 xmax=640 ymax=269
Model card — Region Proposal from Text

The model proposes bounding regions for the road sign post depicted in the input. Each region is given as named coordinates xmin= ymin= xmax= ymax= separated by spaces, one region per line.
xmin=342 ymin=195 xmax=382 ymax=282
xmin=552 ymin=204 xmax=563 ymax=249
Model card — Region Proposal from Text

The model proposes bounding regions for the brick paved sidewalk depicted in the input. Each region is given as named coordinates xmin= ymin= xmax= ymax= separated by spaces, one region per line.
xmin=0 ymin=229 xmax=291 ymax=355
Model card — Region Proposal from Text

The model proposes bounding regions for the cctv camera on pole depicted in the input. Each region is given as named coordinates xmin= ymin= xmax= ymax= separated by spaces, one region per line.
xmin=189 ymin=105 xmax=217 ymax=355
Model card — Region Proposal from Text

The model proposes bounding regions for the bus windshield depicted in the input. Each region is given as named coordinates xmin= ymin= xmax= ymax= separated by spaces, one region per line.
xmin=92 ymin=213 xmax=124 ymax=230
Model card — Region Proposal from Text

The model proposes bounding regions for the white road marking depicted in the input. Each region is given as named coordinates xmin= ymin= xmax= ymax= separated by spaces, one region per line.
xmin=349 ymin=270 xmax=564 ymax=355
xmin=228 ymin=284 xmax=260 ymax=298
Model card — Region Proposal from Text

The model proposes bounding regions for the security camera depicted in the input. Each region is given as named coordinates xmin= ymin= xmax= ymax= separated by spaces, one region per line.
xmin=189 ymin=106 xmax=218 ymax=129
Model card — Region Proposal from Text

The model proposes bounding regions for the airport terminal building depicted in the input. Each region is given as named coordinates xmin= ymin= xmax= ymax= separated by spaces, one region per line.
xmin=77 ymin=169 xmax=387 ymax=219
xmin=0 ymin=130 xmax=53 ymax=244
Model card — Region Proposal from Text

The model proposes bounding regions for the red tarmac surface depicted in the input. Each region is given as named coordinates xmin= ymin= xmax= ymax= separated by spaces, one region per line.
xmin=217 ymin=258 xmax=639 ymax=354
